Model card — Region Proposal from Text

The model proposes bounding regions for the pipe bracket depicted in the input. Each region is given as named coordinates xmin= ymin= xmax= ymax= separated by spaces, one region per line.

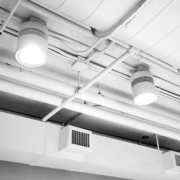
xmin=128 ymin=47 xmax=142 ymax=60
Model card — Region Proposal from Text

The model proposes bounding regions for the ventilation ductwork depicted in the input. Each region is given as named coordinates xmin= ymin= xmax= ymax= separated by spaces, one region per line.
xmin=0 ymin=111 xmax=179 ymax=180
xmin=162 ymin=151 xmax=180 ymax=174
xmin=59 ymin=126 xmax=92 ymax=156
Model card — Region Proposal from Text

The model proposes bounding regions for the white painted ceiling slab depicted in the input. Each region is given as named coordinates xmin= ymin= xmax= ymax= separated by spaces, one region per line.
xmin=32 ymin=0 xmax=141 ymax=31
xmin=115 ymin=0 xmax=173 ymax=41
xmin=115 ymin=0 xmax=180 ymax=66
xmin=122 ymin=0 xmax=180 ymax=49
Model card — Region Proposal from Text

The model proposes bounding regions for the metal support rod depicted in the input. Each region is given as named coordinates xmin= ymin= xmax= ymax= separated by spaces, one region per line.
xmin=92 ymin=0 xmax=149 ymax=38
xmin=0 ymin=0 xmax=22 ymax=34
xmin=78 ymin=71 xmax=81 ymax=89
xmin=42 ymin=51 xmax=129 ymax=121
xmin=155 ymin=134 xmax=163 ymax=174
xmin=156 ymin=134 xmax=160 ymax=151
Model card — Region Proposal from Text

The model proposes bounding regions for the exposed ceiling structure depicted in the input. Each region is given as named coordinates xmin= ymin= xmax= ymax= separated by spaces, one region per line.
xmin=0 ymin=0 xmax=180 ymax=162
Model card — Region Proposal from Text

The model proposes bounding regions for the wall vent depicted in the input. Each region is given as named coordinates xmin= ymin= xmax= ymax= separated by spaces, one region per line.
xmin=162 ymin=151 xmax=180 ymax=174
xmin=59 ymin=125 xmax=92 ymax=156
xmin=72 ymin=130 xmax=90 ymax=147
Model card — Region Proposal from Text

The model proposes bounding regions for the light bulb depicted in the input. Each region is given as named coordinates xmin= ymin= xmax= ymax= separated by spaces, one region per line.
xmin=134 ymin=93 xmax=157 ymax=105
xmin=131 ymin=70 xmax=157 ymax=106
xmin=15 ymin=21 xmax=48 ymax=67
xmin=17 ymin=45 xmax=46 ymax=67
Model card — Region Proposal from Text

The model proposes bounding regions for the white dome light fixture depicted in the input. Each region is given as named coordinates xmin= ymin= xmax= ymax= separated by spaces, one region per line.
xmin=15 ymin=19 xmax=48 ymax=67
xmin=131 ymin=66 xmax=157 ymax=106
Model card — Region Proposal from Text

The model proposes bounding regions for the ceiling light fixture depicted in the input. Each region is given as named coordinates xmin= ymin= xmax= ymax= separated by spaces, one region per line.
xmin=131 ymin=66 xmax=157 ymax=105
xmin=15 ymin=19 xmax=48 ymax=67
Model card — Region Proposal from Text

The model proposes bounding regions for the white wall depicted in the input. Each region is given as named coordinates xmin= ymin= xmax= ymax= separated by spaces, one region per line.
xmin=0 ymin=161 xmax=125 ymax=180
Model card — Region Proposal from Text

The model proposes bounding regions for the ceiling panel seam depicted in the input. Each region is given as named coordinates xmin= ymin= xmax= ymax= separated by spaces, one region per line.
xmin=142 ymin=25 xmax=180 ymax=52
xmin=80 ymin=0 xmax=104 ymax=22
xmin=122 ymin=0 xmax=173 ymax=42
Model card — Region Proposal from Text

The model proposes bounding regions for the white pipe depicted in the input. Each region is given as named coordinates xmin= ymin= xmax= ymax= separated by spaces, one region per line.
xmin=86 ymin=41 xmax=114 ymax=63
xmin=0 ymin=62 xmax=180 ymax=129
xmin=157 ymin=92 xmax=180 ymax=104
xmin=79 ymin=52 xmax=129 ymax=93
xmin=48 ymin=49 xmax=74 ymax=63
xmin=0 ymin=0 xmax=22 ymax=34
xmin=50 ymin=32 xmax=102 ymax=55
xmin=92 ymin=0 xmax=149 ymax=39
xmin=42 ymin=51 xmax=130 ymax=121
xmin=140 ymin=57 xmax=180 ymax=81
xmin=58 ymin=39 xmax=102 ymax=55
xmin=158 ymin=89 xmax=180 ymax=100
xmin=48 ymin=45 xmax=77 ymax=60
xmin=140 ymin=52 xmax=177 ymax=73
xmin=1 ymin=78 xmax=180 ymax=141
xmin=0 ymin=78 xmax=63 ymax=106
xmin=155 ymin=134 xmax=163 ymax=174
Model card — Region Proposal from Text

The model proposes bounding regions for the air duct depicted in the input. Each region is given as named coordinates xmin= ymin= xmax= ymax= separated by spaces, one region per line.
xmin=0 ymin=112 xmax=179 ymax=180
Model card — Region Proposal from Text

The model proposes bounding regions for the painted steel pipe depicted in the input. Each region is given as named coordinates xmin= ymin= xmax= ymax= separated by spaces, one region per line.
xmin=140 ymin=52 xmax=177 ymax=73
xmin=0 ymin=0 xmax=22 ymax=34
xmin=86 ymin=41 xmax=114 ymax=63
xmin=0 ymin=62 xmax=180 ymax=129
xmin=92 ymin=0 xmax=148 ymax=39
xmin=1 ymin=78 xmax=180 ymax=141
xmin=78 ymin=52 xmax=129 ymax=94
xmin=140 ymin=57 xmax=180 ymax=81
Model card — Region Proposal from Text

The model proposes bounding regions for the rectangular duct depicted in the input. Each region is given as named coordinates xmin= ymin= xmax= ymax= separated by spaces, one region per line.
xmin=0 ymin=111 xmax=179 ymax=180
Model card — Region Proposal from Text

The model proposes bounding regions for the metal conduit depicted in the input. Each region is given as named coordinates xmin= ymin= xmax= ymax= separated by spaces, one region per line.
xmin=0 ymin=0 xmax=22 ymax=34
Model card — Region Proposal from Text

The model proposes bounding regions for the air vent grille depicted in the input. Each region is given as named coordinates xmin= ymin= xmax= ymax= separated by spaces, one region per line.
xmin=72 ymin=130 xmax=90 ymax=147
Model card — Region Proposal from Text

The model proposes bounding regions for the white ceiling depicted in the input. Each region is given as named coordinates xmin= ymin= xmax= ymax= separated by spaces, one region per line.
xmin=0 ymin=0 xmax=180 ymax=152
